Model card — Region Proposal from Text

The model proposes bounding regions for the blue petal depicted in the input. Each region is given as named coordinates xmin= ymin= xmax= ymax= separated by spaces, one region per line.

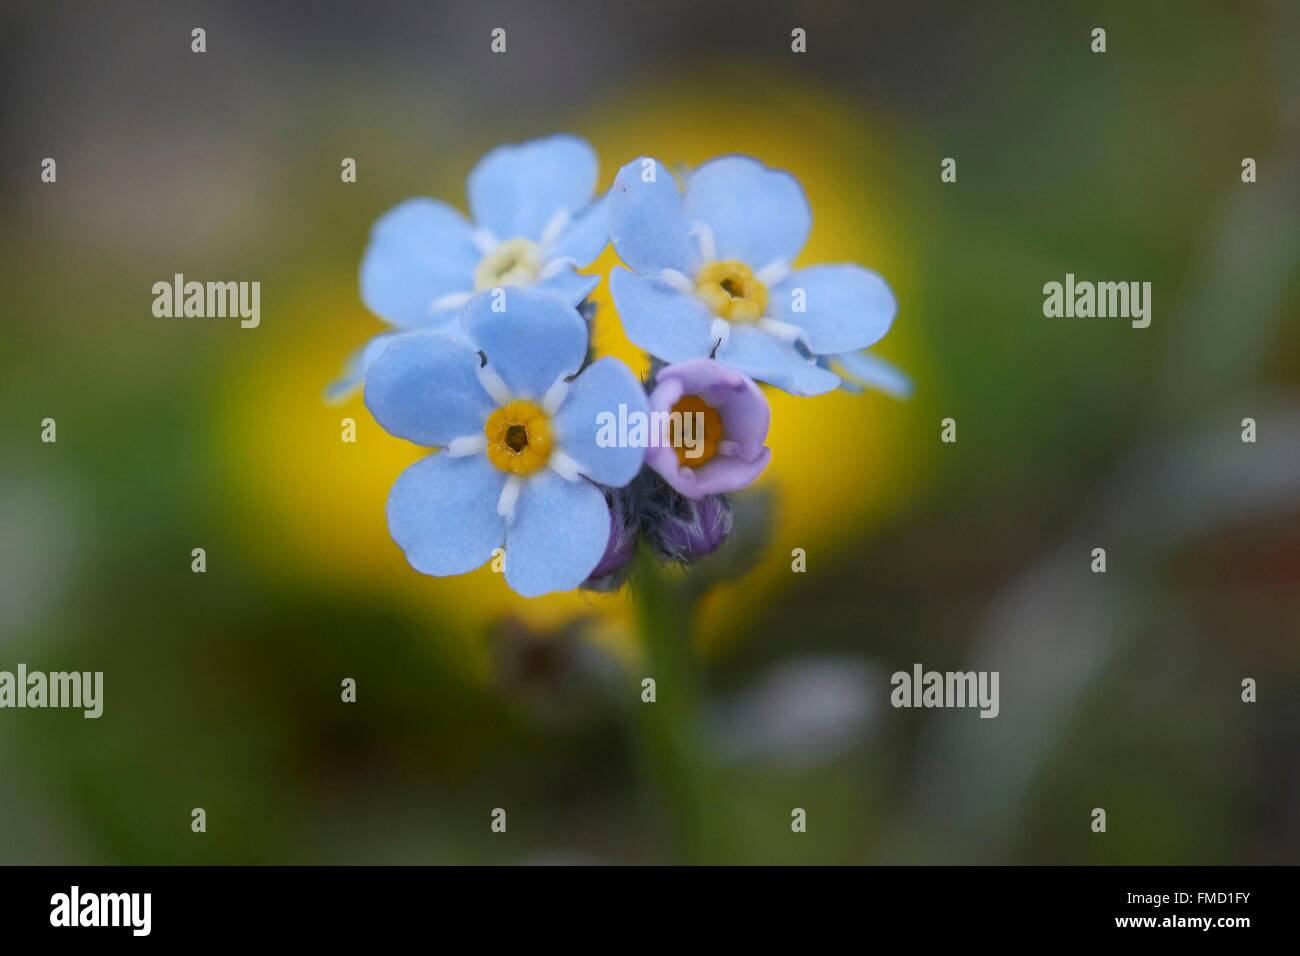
xmin=461 ymin=288 xmax=588 ymax=399
xmin=324 ymin=333 xmax=405 ymax=404
xmin=716 ymin=324 xmax=841 ymax=396
xmin=684 ymin=156 xmax=810 ymax=270
xmin=325 ymin=332 xmax=412 ymax=404
xmin=829 ymin=351 xmax=914 ymax=398
xmin=553 ymin=357 xmax=649 ymax=487
xmin=608 ymin=157 xmax=699 ymax=275
xmin=325 ymin=366 xmax=364 ymax=405
xmin=609 ymin=268 xmax=714 ymax=362
xmin=388 ymin=453 xmax=506 ymax=577
xmin=832 ymin=376 xmax=865 ymax=395
xmin=504 ymin=471 xmax=610 ymax=596
xmin=467 ymin=134 xmax=597 ymax=242
xmin=360 ymin=198 xmax=479 ymax=328
xmin=546 ymin=194 xmax=609 ymax=267
xmin=427 ymin=313 xmax=474 ymax=346
xmin=533 ymin=269 xmax=600 ymax=308
xmin=363 ymin=332 xmax=496 ymax=447
xmin=770 ymin=265 xmax=896 ymax=354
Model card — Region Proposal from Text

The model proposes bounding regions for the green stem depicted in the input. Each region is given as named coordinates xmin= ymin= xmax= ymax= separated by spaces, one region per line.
xmin=630 ymin=548 xmax=721 ymax=863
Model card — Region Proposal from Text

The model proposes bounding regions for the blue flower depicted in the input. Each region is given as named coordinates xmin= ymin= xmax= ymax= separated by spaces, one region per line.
xmin=607 ymin=155 xmax=897 ymax=396
xmin=329 ymin=134 xmax=610 ymax=400
xmin=364 ymin=288 xmax=647 ymax=597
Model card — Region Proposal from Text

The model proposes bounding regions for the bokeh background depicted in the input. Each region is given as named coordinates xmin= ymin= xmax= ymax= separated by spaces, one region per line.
xmin=2 ymin=0 xmax=1297 ymax=864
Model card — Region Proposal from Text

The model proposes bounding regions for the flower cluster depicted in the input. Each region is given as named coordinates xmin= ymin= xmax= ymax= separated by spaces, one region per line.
xmin=341 ymin=135 xmax=906 ymax=596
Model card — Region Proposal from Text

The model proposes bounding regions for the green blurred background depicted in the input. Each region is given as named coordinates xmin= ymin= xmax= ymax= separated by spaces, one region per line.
xmin=2 ymin=0 xmax=1297 ymax=864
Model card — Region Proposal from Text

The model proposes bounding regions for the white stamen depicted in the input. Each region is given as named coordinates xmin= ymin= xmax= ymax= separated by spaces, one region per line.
xmin=548 ymin=450 xmax=584 ymax=482
xmin=541 ymin=377 xmax=570 ymax=415
xmin=718 ymin=440 xmax=740 ymax=457
xmin=539 ymin=256 xmax=579 ymax=281
xmin=539 ymin=210 xmax=571 ymax=247
xmin=430 ymin=290 xmax=473 ymax=313
xmin=497 ymin=477 xmax=523 ymax=522
xmin=472 ymin=228 xmax=499 ymax=255
xmin=659 ymin=268 xmax=695 ymax=294
xmin=756 ymin=258 xmax=791 ymax=286
xmin=446 ymin=434 xmax=487 ymax=457
xmin=690 ymin=221 xmax=716 ymax=262
xmin=710 ymin=318 xmax=731 ymax=350
xmin=476 ymin=363 xmax=514 ymax=406
xmin=759 ymin=318 xmax=810 ymax=349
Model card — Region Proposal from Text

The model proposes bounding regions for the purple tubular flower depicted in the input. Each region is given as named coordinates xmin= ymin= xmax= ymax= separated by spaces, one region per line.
xmin=585 ymin=490 xmax=638 ymax=584
xmin=652 ymin=493 xmax=732 ymax=563
xmin=645 ymin=358 xmax=771 ymax=499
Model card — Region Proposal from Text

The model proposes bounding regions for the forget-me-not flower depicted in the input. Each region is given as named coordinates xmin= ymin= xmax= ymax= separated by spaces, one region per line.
xmin=645 ymin=358 xmax=770 ymax=498
xmin=607 ymin=155 xmax=897 ymax=396
xmin=329 ymin=134 xmax=610 ymax=400
xmin=364 ymin=288 xmax=647 ymax=597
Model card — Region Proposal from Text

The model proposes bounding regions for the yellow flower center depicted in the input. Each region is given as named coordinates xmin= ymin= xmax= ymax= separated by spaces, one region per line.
xmin=473 ymin=238 xmax=543 ymax=291
xmin=484 ymin=400 xmax=554 ymax=475
xmin=671 ymin=395 xmax=724 ymax=468
xmin=695 ymin=260 xmax=768 ymax=323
